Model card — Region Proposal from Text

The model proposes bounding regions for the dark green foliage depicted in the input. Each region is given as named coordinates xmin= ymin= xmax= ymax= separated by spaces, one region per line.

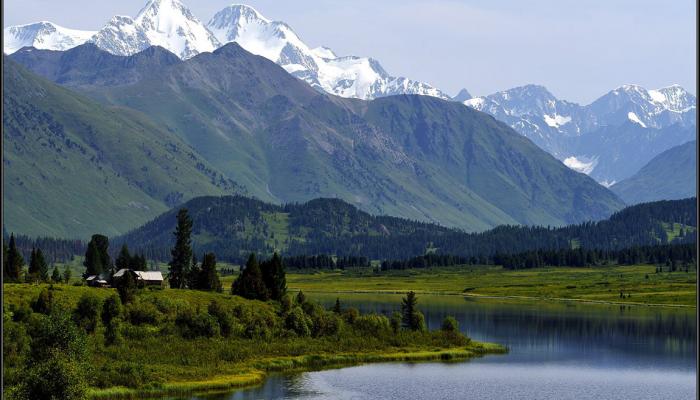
xmin=261 ymin=252 xmax=286 ymax=300
xmin=332 ymin=298 xmax=342 ymax=314
xmin=27 ymin=248 xmax=49 ymax=282
xmin=401 ymin=291 xmax=425 ymax=331
xmin=115 ymin=197 xmax=696 ymax=265
xmin=169 ymin=209 xmax=193 ymax=289
xmin=83 ymin=234 xmax=110 ymax=278
xmin=115 ymin=271 xmax=136 ymax=304
xmin=295 ymin=290 xmax=307 ymax=305
xmin=175 ymin=309 xmax=220 ymax=339
xmin=285 ymin=306 xmax=311 ymax=337
xmin=231 ymin=254 xmax=269 ymax=300
xmin=207 ymin=300 xmax=232 ymax=337
xmin=101 ymin=295 xmax=122 ymax=326
xmin=5 ymin=234 xmax=24 ymax=281
xmin=342 ymin=307 xmax=360 ymax=325
xmin=31 ymin=288 xmax=53 ymax=315
xmin=187 ymin=253 xmax=200 ymax=290
xmin=354 ymin=314 xmax=391 ymax=336
xmin=63 ymin=266 xmax=72 ymax=283
xmin=115 ymin=244 xmax=131 ymax=271
xmin=390 ymin=312 xmax=402 ymax=334
xmin=14 ymin=312 xmax=88 ymax=400
xmin=125 ymin=301 xmax=162 ymax=326
xmin=198 ymin=253 xmax=222 ymax=292
xmin=104 ymin=320 xmax=121 ymax=346
xmin=441 ymin=316 xmax=459 ymax=332
xmin=73 ymin=293 xmax=101 ymax=333
xmin=51 ymin=266 xmax=62 ymax=283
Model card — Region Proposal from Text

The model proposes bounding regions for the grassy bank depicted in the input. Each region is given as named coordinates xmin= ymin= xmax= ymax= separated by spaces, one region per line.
xmin=285 ymin=265 xmax=696 ymax=306
xmin=3 ymin=284 xmax=505 ymax=399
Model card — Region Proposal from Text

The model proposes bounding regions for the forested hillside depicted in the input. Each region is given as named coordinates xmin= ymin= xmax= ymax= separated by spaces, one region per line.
xmin=114 ymin=196 xmax=696 ymax=263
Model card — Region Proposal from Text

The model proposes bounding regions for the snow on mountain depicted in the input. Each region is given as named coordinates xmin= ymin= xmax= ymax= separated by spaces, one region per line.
xmin=206 ymin=4 xmax=450 ymax=100
xmin=3 ymin=22 xmax=95 ymax=54
xmin=464 ymin=83 xmax=696 ymax=184
xmin=90 ymin=0 xmax=219 ymax=59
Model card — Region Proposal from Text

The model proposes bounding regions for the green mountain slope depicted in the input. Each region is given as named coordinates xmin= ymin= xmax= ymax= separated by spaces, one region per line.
xmin=611 ymin=140 xmax=697 ymax=204
xmin=2 ymin=57 xmax=243 ymax=238
xmin=116 ymin=196 xmax=695 ymax=263
xmin=11 ymin=44 xmax=624 ymax=232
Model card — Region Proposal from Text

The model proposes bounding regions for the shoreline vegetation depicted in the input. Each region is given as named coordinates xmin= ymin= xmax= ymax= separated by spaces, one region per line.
xmin=3 ymin=283 xmax=506 ymax=400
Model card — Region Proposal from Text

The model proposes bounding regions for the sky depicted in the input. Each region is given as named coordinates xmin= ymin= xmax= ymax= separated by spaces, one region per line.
xmin=3 ymin=0 xmax=696 ymax=103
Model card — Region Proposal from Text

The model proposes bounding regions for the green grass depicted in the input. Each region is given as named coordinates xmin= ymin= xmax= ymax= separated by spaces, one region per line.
xmin=286 ymin=265 xmax=696 ymax=306
xmin=261 ymin=211 xmax=291 ymax=253
xmin=662 ymin=222 xmax=696 ymax=242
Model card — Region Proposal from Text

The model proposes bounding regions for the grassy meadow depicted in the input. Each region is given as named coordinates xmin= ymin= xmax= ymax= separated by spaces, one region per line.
xmin=283 ymin=265 xmax=696 ymax=307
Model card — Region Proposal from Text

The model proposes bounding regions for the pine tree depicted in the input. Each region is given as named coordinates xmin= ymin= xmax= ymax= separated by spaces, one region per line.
xmin=28 ymin=248 xmax=38 ymax=282
xmin=83 ymin=234 xmax=110 ymax=278
xmin=35 ymin=249 xmax=49 ymax=281
xmin=187 ymin=253 xmax=200 ymax=289
xmin=63 ymin=266 xmax=72 ymax=283
xmin=168 ymin=209 xmax=193 ymax=289
xmin=401 ymin=291 xmax=423 ymax=331
xmin=333 ymin=298 xmax=342 ymax=314
xmin=199 ymin=253 xmax=222 ymax=292
xmin=5 ymin=234 xmax=24 ymax=281
xmin=115 ymin=244 xmax=131 ymax=271
xmin=261 ymin=252 xmax=287 ymax=301
xmin=51 ymin=266 xmax=62 ymax=283
xmin=231 ymin=253 xmax=269 ymax=300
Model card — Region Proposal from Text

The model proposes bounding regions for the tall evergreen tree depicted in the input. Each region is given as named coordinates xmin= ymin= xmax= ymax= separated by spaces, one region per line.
xmin=401 ymin=291 xmax=423 ymax=331
xmin=83 ymin=234 xmax=110 ymax=277
xmin=51 ymin=266 xmax=62 ymax=283
xmin=5 ymin=234 xmax=24 ymax=281
xmin=199 ymin=253 xmax=222 ymax=292
xmin=28 ymin=248 xmax=38 ymax=281
xmin=168 ymin=209 xmax=193 ymax=289
xmin=187 ymin=253 xmax=200 ymax=289
xmin=63 ymin=266 xmax=72 ymax=283
xmin=28 ymin=248 xmax=49 ymax=282
xmin=261 ymin=252 xmax=287 ymax=301
xmin=231 ymin=253 xmax=269 ymax=300
xmin=115 ymin=244 xmax=131 ymax=271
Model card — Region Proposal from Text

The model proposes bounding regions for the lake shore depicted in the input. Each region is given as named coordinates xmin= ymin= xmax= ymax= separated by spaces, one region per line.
xmin=88 ymin=342 xmax=505 ymax=399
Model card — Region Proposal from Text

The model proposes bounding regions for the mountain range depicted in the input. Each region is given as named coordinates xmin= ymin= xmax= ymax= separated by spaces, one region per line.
xmin=4 ymin=0 xmax=695 ymax=188
xmin=463 ymin=84 xmax=696 ymax=185
xmin=5 ymin=42 xmax=623 ymax=238
xmin=611 ymin=141 xmax=697 ymax=205
xmin=4 ymin=0 xmax=448 ymax=101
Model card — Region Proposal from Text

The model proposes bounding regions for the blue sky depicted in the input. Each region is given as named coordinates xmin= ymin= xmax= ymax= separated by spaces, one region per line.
xmin=4 ymin=0 xmax=696 ymax=103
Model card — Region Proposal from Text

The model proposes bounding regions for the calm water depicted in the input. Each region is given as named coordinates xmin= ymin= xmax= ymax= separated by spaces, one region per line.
xmin=184 ymin=294 xmax=696 ymax=400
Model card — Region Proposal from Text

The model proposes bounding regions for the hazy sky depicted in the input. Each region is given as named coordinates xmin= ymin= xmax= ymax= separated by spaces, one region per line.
xmin=4 ymin=0 xmax=696 ymax=103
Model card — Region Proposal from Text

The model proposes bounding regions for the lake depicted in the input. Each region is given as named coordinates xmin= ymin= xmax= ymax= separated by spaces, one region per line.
xmin=183 ymin=294 xmax=696 ymax=400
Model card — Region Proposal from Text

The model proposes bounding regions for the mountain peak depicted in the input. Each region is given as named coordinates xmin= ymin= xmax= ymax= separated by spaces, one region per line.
xmin=452 ymin=88 xmax=472 ymax=102
xmin=4 ymin=21 xmax=96 ymax=54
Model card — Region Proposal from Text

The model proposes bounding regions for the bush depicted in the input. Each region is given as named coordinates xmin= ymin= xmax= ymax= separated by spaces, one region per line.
xmin=73 ymin=293 xmax=102 ymax=333
xmin=285 ymin=306 xmax=311 ymax=337
xmin=390 ymin=311 xmax=402 ymax=334
xmin=354 ymin=314 xmax=391 ymax=336
xmin=126 ymin=300 xmax=162 ymax=326
xmin=441 ymin=316 xmax=459 ymax=333
xmin=101 ymin=295 xmax=122 ymax=326
xmin=10 ymin=303 xmax=32 ymax=323
xmin=13 ymin=350 xmax=87 ymax=400
xmin=342 ymin=307 xmax=359 ymax=324
xmin=175 ymin=309 xmax=220 ymax=339
xmin=411 ymin=311 xmax=427 ymax=332
xmin=311 ymin=311 xmax=342 ymax=337
xmin=31 ymin=288 xmax=53 ymax=314
xmin=207 ymin=300 xmax=233 ymax=337
xmin=104 ymin=320 xmax=121 ymax=346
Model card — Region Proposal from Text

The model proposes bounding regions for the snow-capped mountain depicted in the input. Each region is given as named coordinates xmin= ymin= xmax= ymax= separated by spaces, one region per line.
xmin=206 ymin=4 xmax=450 ymax=100
xmin=89 ymin=0 xmax=219 ymax=59
xmin=3 ymin=22 xmax=95 ymax=54
xmin=464 ymin=84 xmax=697 ymax=184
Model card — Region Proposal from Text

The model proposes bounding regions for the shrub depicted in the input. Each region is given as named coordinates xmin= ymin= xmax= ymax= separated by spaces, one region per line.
xmin=354 ymin=314 xmax=391 ymax=336
xmin=207 ymin=300 xmax=233 ymax=337
xmin=441 ymin=316 xmax=459 ymax=333
xmin=126 ymin=300 xmax=162 ymax=326
xmin=390 ymin=311 xmax=402 ymax=334
xmin=101 ymin=295 xmax=122 ymax=326
xmin=311 ymin=311 xmax=342 ymax=337
xmin=104 ymin=320 xmax=121 ymax=346
xmin=73 ymin=293 xmax=102 ymax=333
xmin=280 ymin=294 xmax=293 ymax=314
xmin=14 ymin=350 xmax=87 ymax=400
xmin=10 ymin=303 xmax=32 ymax=323
xmin=285 ymin=306 xmax=311 ymax=337
xmin=176 ymin=309 xmax=220 ymax=339
xmin=31 ymin=288 xmax=53 ymax=314
xmin=342 ymin=307 xmax=359 ymax=324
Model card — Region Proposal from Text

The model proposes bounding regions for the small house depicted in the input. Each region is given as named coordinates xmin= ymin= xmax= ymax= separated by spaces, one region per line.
xmin=85 ymin=275 xmax=109 ymax=288
xmin=113 ymin=268 xmax=164 ymax=287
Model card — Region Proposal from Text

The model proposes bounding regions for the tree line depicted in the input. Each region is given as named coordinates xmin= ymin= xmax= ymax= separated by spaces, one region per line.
xmin=3 ymin=233 xmax=72 ymax=284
